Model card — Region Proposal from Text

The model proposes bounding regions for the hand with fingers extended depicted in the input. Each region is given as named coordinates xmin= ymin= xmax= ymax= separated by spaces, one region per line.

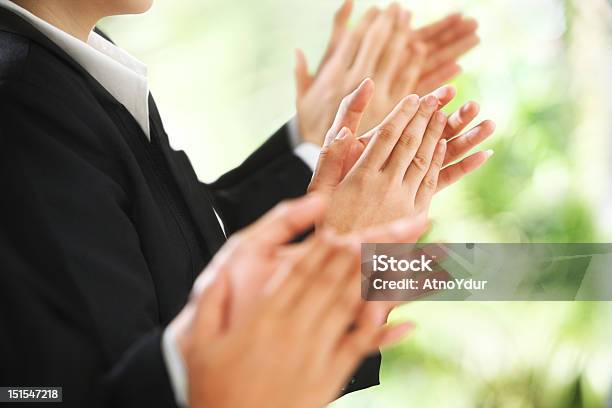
xmin=413 ymin=12 xmax=480 ymax=95
xmin=295 ymin=1 xmax=481 ymax=144
xmin=169 ymin=195 xmax=426 ymax=408
xmin=308 ymin=79 xmax=495 ymax=233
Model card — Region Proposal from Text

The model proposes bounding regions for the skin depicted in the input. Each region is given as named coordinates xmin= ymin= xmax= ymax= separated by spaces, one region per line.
xmin=296 ymin=0 xmax=482 ymax=143
xmin=308 ymin=79 xmax=495 ymax=233
xmin=308 ymin=79 xmax=494 ymax=324
xmin=170 ymin=195 xmax=428 ymax=408
xmin=12 ymin=0 xmax=153 ymax=41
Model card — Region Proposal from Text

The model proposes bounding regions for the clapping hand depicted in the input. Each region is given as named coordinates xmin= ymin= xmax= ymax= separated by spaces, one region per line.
xmin=308 ymin=79 xmax=495 ymax=233
xmin=171 ymin=196 xmax=427 ymax=408
xmin=295 ymin=1 xmax=482 ymax=144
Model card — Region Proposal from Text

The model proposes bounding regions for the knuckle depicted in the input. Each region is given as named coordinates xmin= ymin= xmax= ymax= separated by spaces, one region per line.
xmin=433 ymin=152 xmax=445 ymax=167
xmin=422 ymin=175 xmax=438 ymax=190
xmin=396 ymin=133 xmax=418 ymax=150
xmin=376 ymin=124 xmax=397 ymax=141
xmin=417 ymin=107 xmax=434 ymax=119
xmin=397 ymin=134 xmax=414 ymax=148
xmin=318 ymin=145 xmax=333 ymax=160
xmin=412 ymin=155 xmax=430 ymax=172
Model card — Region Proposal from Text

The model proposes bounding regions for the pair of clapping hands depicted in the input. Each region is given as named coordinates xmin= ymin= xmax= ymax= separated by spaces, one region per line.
xmin=172 ymin=3 xmax=495 ymax=407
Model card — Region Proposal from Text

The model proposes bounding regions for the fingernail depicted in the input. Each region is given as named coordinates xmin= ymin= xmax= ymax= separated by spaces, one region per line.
xmin=439 ymin=138 xmax=447 ymax=147
xmin=404 ymin=94 xmax=419 ymax=105
xmin=336 ymin=127 xmax=349 ymax=140
xmin=359 ymin=77 xmax=374 ymax=92
xmin=484 ymin=149 xmax=495 ymax=158
xmin=435 ymin=111 xmax=447 ymax=123
xmin=433 ymin=85 xmax=455 ymax=101
xmin=424 ymin=95 xmax=437 ymax=107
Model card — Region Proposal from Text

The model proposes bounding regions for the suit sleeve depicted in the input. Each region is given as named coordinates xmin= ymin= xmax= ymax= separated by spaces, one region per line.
xmin=0 ymin=81 xmax=176 ymax=408
xmin=208 ymin=125 xmax=313 ymax=235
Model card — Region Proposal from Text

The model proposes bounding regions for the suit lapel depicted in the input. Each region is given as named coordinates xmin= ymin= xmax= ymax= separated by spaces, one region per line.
xmin=148 ymin=95 xmax=227 ymax=254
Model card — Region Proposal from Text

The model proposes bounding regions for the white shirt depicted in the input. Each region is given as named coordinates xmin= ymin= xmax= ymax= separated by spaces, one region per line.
xmin=0 ymin=1 xmax=319 ymax=406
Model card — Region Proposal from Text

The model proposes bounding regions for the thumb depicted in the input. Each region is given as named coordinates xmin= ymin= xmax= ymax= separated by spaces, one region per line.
xmin=324 ymin=78 xmax=375 ymax=146
xmin=295 ymin=49 xmax=313 ymax=98
xmin=309 ymin=127 xmax=354 ymax=195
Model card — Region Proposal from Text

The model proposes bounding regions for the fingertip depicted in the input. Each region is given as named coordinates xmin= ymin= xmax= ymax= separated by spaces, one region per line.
xmin=404 ymin=94 xmax=420 ymax=106
xmin=481 ymin=119 xmax=496 ymax=133
xmin=294 ymin=49 xmax=307 ymax=70
xmin=402 ymin=9 xmax=412 ymax=25
xmin=360 ymin=77 xmax=375 ymax=91
xmin=388 ymin=2 xmax=400 ymax=14
xmin=447 ymin=12 xmax=462 ymax=21
xmin=445 ymin=85 xmax=457 ymax=97
xmin=299 ymin=193 xmax=329 ymax=214
xmin=294 ymin=48 xmax=302 ymax=61
xmin=484 ymin=149 xmax=495 ymax=158
xmin=366 ymin=6 xmax=380 ymax=19
xmin=422 ymin=94 xmax=438 ymax=107
xmin=464 ymin=17 xmax=479 ymax=30
xmin=433 ymin=85 xmax=456 ymax=103
xmin=434 ymin=110 xmax=447 ymax=124
xmin=460 ymin=100 xmax=479 ymax=115
xmin=380 ymin=321 xmax=417 ymax=347
xmin=336 ymin=0 xmax=352 ymax=18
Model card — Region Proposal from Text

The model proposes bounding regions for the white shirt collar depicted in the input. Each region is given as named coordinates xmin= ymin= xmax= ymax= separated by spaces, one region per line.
xmin=0 ymin=0 xmax=151 ymax=139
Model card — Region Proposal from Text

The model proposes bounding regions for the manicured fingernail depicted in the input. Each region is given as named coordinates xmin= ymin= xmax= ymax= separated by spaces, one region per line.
xmin=336 ymin=127 xmax=349 ymax=140
xmin=484 ymin=149 xmax=495 ymax=158
xmin=424 ymin=95 xmax=437 ymax=107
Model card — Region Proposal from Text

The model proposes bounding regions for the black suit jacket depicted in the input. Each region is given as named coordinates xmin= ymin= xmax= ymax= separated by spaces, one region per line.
xmin=0 ymin=7 xmax=380 ymax=407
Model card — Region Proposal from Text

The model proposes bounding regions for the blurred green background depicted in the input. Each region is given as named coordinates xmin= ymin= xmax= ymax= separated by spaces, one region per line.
xmin=103 ymin=0 xmax=612 ymax=406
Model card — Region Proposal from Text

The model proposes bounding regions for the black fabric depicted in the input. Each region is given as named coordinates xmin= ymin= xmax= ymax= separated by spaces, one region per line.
xmin=0 ymin=6 xmax=380 ymax=407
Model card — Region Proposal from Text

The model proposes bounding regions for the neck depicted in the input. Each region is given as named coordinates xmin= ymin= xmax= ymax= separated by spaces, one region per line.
xmin=11 ymin=0 xmax=98 ymax=41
